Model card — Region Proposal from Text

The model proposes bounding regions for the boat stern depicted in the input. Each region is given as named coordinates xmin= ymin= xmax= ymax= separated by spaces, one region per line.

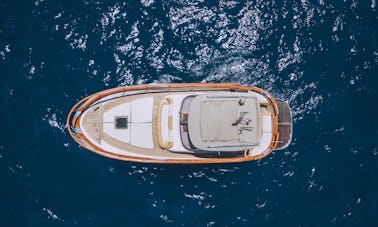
xmin=275 ymin=99 xmax=293 ymax=150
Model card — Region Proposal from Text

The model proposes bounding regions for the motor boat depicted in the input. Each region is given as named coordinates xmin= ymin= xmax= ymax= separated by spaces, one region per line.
xmin=67 ymin=83 xmax=292 ymax=164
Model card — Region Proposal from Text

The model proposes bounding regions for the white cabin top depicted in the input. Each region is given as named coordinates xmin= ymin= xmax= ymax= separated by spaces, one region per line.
xmin=187 ymin=93 xmax=261 ymax=152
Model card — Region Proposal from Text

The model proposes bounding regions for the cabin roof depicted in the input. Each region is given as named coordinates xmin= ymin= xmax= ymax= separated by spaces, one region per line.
xmin=188 ymin=93 xmax=261 ymax=152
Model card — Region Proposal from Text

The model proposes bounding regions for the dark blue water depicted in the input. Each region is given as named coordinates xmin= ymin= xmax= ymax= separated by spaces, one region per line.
xmin=1 ymin=0 xmax=377 ymax=225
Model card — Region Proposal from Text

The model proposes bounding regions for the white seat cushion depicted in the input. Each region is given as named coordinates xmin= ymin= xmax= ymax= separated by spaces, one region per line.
xmin=103 ymin=123 xmax=130 ymax=143
xmin=131 ymin=98 xmax=154 ymax=122
xmin=103 ymin=103 xmax=130 ymax=123
xmin=130 ymin=123 xmax=154 ymax=149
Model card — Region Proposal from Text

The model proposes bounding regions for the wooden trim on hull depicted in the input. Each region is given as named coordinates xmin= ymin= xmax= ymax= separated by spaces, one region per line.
xmin=67 ymin=83 xmax=280 ymax=164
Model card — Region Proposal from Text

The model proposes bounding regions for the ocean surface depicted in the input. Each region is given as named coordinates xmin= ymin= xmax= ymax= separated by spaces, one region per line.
xmin=1 ymin=0 xmax=377 ymax=225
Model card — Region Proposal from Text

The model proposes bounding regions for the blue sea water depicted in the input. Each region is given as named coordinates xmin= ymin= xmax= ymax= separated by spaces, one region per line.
xmin=1 ymin=0 xmax=378 ymax=225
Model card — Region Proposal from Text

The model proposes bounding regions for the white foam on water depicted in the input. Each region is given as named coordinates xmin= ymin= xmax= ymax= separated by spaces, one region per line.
xmin=102 ymin=71 xmax=112 ymax=86
xmin=146 ymin=28 xmax=165 ymax=70
xmin=8 ymin=164 xmax=31 ymax=180
xmin=256 ymin=201 xmax=267 ymax=209
xmin=29 ymin=65 xmax=35 ymax=74
xmin=63 ymin=18 xmax=89 ymax=52
xmin=152 ymin=74 xmax=182 ymax=83
xmin=372 ymin=148 xmax=377 ymax=156
xmin=42 ymin=208 xmax=64 ymax=221
xmin=324 ymin=145 xmax=331 ymax=153
xmin=283 ymin=170 xmax=295 ymax=177
xmin=309 ymin=166 xmax=316 ymax=177
xmin=54 ymin=13 xmax=62 ymax=19
xmin=42 ymin=107 xmax=65 ymax=133
xmin=0 ymin=141 xmax=3 ymax=158
xmin=34 ymin=0 xmax=44 ymax=6
xmin=184 ymin=193 xmax=205 ymax=201
xmin=160 ymin=214 xmax=173 ymax=223
xmin=207 ymin=221 xmax=216 ymax=226
xmin=141 ymin=0 xmax=154 ymax=7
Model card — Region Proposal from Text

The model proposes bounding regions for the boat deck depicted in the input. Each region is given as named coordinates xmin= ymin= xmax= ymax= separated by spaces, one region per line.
xmin=82 ymin=92 xmax=199 ymax=160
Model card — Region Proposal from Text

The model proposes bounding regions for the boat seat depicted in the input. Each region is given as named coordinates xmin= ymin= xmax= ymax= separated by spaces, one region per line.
xmin=249 ymin=114 xmax=272 ymax=155
xmin=157 ymin=98 xmax=173 ymax=149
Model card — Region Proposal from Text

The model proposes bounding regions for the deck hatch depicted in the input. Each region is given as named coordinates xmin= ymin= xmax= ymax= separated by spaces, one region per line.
xmin=115 ymin=116 xmax=128 ymax=129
